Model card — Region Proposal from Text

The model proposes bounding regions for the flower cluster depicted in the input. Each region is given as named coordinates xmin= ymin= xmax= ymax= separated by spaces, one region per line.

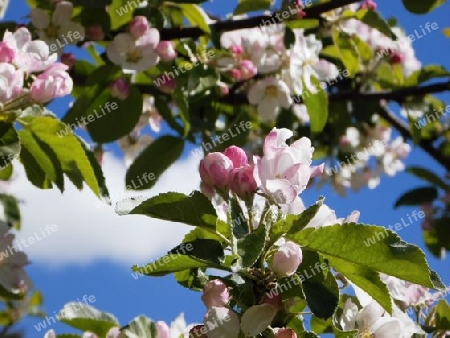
xmin=323 ymin=122 xmax=411 ymax=196
xmin=0 ymin=26 xmax=72 ymax=106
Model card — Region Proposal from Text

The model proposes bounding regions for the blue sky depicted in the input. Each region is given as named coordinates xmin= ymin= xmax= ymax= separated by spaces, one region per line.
xmin=3 ymin=0 xmax=450 ymax=336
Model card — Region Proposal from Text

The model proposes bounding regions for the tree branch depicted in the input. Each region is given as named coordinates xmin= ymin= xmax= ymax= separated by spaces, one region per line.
xmin=378 ymin=107 xmax=450 ymax=172
xmin=159 ymin=0 xmax=361 ymax=40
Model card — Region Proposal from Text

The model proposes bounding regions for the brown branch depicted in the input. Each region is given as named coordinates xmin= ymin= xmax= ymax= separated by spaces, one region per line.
xmin=159 ymin=0 xmax=362 ymax=40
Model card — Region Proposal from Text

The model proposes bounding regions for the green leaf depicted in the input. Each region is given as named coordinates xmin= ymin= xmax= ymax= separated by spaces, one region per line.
xmin=405 ymin=65 xmax=450 ymax=86
xmin=0 ymin=194 xmax=21 ymax=229
xmin=18 ymin=130 xmax=63 ymax=191
xmin=0 ymin=123 xmax=20 ymax=170
xmin=303 ymin=271 xmax=339 ymax=319
xmin=234 ymin=0 xmax=271 ymax=15
xmin=125 ymin=136 xmax=184 ymax=190
xmin=332 ymin=31 xmax=359 ymax=77
xmin=109 ymin=0 xmax=133 ymax=29
xmin=434 ymin=300 xmax=450 ymax=330
xmin=302 ymin=76 xmax=329 ymax=133
xmin=286 ymin=19 xmax=320 ymax=29
xmin=174 ymin=268 xmax=209 ymax=291
xmin=59 ymin=302 xmax=119 ymax=337
xmin=351 ymin=34 xmax=373 ymax=63
xmin=132 ymin=254 xmax=210 ymax=276
xmin=0 ymin=163 xmax=12 ymax=180
xmin=230 ymin=197 xmax=249 ymax=239
xmin=179 ymin=4 xmax=211 ymax=34
xmin=85 ymin=87 xmax=143 ymax=143
xmin=25 ymin=116 xmax=103 ymax=197
xmin=284 ymin=26 xmax=296 ymax=49
xmin=169 ymin=239 xmax=224 ymax=263
xmin=423 ymin=217 xmax=450 ymax=258
xmin=270 ymin=198 xmax=323 ymax=245
xmin=406 ymin=166 xmax=448 ymax=190
xmin=237 ymin=220 xmax=269 ymax=267
xmin=353 ymin=9 xmax=397 ymax=40
xmin=327 ymin=256 xmax=392 ymax=314
xmin=123 ymin=315 xmax=157 ymax=338
xmin=394 ymin=186 xmax=438 ymax=208
xmin=289 ymin=223 xmax=442 ymax=289
xmin=124 ymin=191 xmax=217 ymax=230
xmin=402 ymin=0 xmax=446 ymax=14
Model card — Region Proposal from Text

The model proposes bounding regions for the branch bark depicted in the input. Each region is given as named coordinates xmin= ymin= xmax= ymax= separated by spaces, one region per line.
xmin=159 ymin=0 xmax=361 ymax=40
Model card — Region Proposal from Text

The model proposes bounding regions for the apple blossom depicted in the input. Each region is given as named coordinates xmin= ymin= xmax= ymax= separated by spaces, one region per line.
xmin=255 ymin=128 xmax=314 ymax=205
xmin=0 ymin=42 xmax=14 ymax=63
xmin=199 ymin=152 xmax=233 ymax=190
xmin=229 ymin=164 xmax=257 ymax=199
xmin=261 ymin=292 xmax=282 ymax=310
xmin=110 ymin=78 xmax=130 ymax=100
xmin=156 ymin=321 xmax=171 ymax=338
xmin=0 ymin=62 xmax=24 ymax=103
xmin=201 ymin=279 xmax=230 ymax=309
xmin=238 ymin=60 xmax=257 ymax=80
xmin=248 ymin=77 xmax=292 ymax=121
xmin=223 ymin=146 xmax=248 ymax=168
xmin=204 ymin=307 xmax=240 ymax=338
xmin=275 ymin=328 xmax=297 ymax=338
xmin=272 ymin=241 xmax=303 ymax=276
xmin=30 ymin=63 xmax=73 ymax=103
xmin=156 ymin=41 xmax=177 ymax=62
xmin=107 ymin=23 xmax=160 ymax=72
xmin=30 ymin=1 xmax=85 ymax=53
xmin=129 ymin=16 xmax=150 ymax=39
xmin=2 ymin=27 xmax=57 ymax=72
xmin=240 ymin=304 xmax=277 ymax=337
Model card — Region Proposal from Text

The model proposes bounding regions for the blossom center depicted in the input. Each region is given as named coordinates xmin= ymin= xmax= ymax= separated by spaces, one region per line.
xmin=359 ymin=329 xmax=375 ymax=338
xmin=265 ymin=85 xmax=278 ymax=98
xmin=127 ymin=49 xmax=142 ymax=62
xmin=46 ymin=24 xmax=59 ymax=39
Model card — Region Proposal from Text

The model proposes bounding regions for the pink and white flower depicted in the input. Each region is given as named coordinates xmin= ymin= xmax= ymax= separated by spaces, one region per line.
xmin=30 ymin=1 xmax=85 ymax=54
xmin=30 ymin=63 xmax=73 ymax=103
xmin=248 ymin=77 xmax=292 ymax=121
xmin=0 ymin=62 xmax=24 ymax=103
xmin=255 ymin=128 xmax=313 ymax=204
xmin=107 ymin=18 xmax=159 ymax=72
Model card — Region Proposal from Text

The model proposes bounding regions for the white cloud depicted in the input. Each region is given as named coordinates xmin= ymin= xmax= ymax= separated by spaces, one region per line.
xmin=5 ymin=152 xmax=202 ymax=267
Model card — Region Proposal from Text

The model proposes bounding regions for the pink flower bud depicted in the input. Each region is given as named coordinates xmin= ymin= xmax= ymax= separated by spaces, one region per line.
xmin=129 ymin=16 xmax=150 ymax=39
xmin=159 ymin=77 xmax=176 ymax=93
xmin=361 ymin=0 xmax=377 ymax=10
xmin=200 ymin=181 xmax=215 ymax=199
xmin=155 ymin=321 xmax=170 ymax=338
xmin=240 ymin=304 xmax=277 ymax=336
xmin=390 ymin=51 xmax=405 ymax=64
xmin=156 ymin=41 xmax=177 ymax=62
xmin=276 ymin=328 xmax=297 ymax=338
xmin=30 ymin=63 xmax=73 ymax=103
xmin=110 ymin=78 xmax=130 ymax=100
xmin=61 ymin=53 xmax=75 ymax=69
xmin=229 ymin=164 xmax=257 ymax=199
xmin=216 ymin=82 xmax=229 ymax=96
xmin=0 ymin=42 xmax=15 ymax=63
xmin=262 ymin=292 xmax=282 ymax=311
xmin=201 ymin=279 xmax=230 ymax=309
xmin=224 ymin=146 xmax=248 ymax=168
xmin=272 ymin=241 xmax=302 ymax=276
xmin=230 ymin=68 xmax=241 ymax=80
xmin=86 ymin=23 xmax=105 ymax=41
xmin=239 ymin=60 xmax=257 ymax=80
xmin=204 ymin=307 xmax=240 ymax=338
xmin=230 ymin=45 xmax=243 ymax=55
xmin=199 ymin=152 xmax=233 ymax=190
